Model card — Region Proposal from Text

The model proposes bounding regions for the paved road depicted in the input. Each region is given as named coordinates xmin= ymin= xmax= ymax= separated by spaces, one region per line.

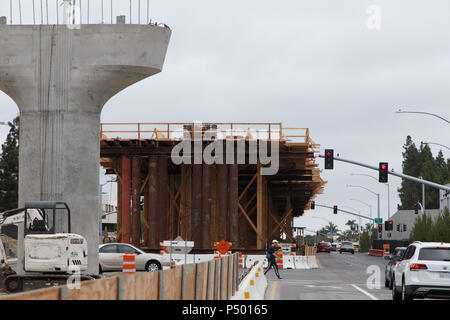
xmin=265 ymin=251 xmax=392 ymax=300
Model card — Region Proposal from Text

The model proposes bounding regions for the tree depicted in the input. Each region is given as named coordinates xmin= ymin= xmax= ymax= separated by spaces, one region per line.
xmin=410 ymin=208 xmax=450 ymax=242
xmin=409 ymin=213 xmax=434 ymax=242
xmin=359 ymin=223 xmax=377 ymax=252
xmin=432 ymin=208 xmax=450 ymax=242
xmin=419 ymin=144 xmax=440 ymax=209
xmin=320 ymin=222 xmax=339 ymax=235
xmin=0 ymin=116 xmax=19 ymax=212
xmin=345 ymin=219 xmax=357 ymax=231
xmin=398 ymin=136 xmax=450 ymax=210
xmin=398 ymin=136 xmax=422 ymax=210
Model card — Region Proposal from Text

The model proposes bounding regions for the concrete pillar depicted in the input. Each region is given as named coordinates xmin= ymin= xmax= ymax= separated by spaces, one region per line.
xmin=121 ymin=156 xmax=131 ymax=244
xmin=0 ymin=25 xmax=171 ymax=275
xmin=131 ymin=157 xmax=141 ymax=247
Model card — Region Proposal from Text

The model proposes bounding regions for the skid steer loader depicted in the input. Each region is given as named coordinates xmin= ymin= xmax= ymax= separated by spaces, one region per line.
xmin=1 ymin=202 xmax=95 ymax=293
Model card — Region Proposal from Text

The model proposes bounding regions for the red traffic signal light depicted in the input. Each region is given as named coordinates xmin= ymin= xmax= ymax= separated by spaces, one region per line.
xmin=379 ymin=162 xmax=388 ymax=183
xmin=311 ymin=201 xmax=315 ymax=210
xmin=378 ymin=223 xmax=383 ymax=233
xmin=324 ymin=149 xmax=334 ymax=170
xmin=384 ymin=220 xmax=393 ymax=231
xmin=333 ymin=205 xmax=338 ymax=214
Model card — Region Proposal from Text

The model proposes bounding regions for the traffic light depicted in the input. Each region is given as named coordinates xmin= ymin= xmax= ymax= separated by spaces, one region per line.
xmin=324 ymin=149 xmax=334 ymax=169
xmin=378 ymin=223 xmax=383 ymax=233
xmin=385 ymin=220 xmax=393 ymax=231
xmin=333 ymin=205 xmax=338 ymax=214
xmin=379 ymin=162 xmax=388 ymax=183
xmin=311 ymin=201 xmax=315 ymax=209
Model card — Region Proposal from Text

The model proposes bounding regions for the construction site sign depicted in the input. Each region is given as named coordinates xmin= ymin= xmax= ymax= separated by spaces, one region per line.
xmin=215 ymin=239 xmax=232 ymax=255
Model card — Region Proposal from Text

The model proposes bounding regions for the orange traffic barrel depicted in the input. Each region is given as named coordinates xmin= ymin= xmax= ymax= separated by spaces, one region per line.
xmin=123 ymin=253 xmax=136 ymax=274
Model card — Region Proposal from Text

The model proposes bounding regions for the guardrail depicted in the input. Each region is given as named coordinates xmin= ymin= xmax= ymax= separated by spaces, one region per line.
xmin=1 ymin=253 xmax=239 ymax=300
xmin=100 ymin=122 xmax=314 ymax=144
xmin=3 ymin=0 xmax=167 ymax=26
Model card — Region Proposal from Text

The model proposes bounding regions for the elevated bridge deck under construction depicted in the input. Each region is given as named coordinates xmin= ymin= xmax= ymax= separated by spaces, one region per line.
xmin=100 ymin=123 xmax=326 ymax=251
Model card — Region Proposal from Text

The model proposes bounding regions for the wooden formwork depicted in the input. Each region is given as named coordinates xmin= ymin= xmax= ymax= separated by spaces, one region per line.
xmin=100 ymin=123 xmax=326 ymax=251
xmin=1 ymin=254 xmax=239 ymax=301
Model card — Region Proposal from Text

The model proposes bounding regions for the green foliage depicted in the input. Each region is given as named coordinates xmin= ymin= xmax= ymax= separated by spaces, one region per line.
xmin=0 ymin=117 xmax=20 ymax=212
xmin=398 ymin=136 xmax=450 ymax=210
xmin=358 ymin=224 xmax=377 ymax=252
xmin=409 ymin=208 xmax=450 ymax=242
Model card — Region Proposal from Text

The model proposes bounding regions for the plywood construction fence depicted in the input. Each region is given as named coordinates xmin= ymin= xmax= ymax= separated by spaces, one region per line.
xmin=100 ymin=123 xmax=326 ymax=250
xmin=0 ymin=253 xmax=239 ymax=300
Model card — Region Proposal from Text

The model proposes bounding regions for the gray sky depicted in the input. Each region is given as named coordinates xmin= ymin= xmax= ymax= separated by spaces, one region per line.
xmin=1 ymin=0 xmax=449 ymax=235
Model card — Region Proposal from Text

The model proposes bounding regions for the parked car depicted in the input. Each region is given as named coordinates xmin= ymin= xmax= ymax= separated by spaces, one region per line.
xmin=385 ymin=247 xmax=407 ymax=288
xmin=392 ymin=242 xmax=450 ymax=300
xmin=317 ymin=242 xmax=331 ymax=253
xmin=339 ymin=241 xmax=354 ymax=254
xmin=330 ymin=243 xmax=337 ymax=251
xmin=99 ymin=243 xmax=169 ymax=273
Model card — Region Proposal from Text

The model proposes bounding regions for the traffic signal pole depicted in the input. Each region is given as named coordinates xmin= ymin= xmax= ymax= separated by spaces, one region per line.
xmin=314 ymin=203 xmax=373 ymax=221
xmin=319 ymin=154 xmax=450 ymax=192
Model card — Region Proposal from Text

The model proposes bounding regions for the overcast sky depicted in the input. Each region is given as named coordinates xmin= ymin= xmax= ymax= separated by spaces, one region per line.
xmin=1 ymin=0 xmax=449 ymax=235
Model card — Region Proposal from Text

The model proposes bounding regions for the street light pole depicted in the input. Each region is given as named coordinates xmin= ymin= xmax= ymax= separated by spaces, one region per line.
xmin=349 ymin=198 xmax=373 ymax=218
xmin=421 ymin=142 xmax=450 ymax=151
xmin=396 ymin=109 xmax=450 ymax=124
xmin=347 ymin=184 xmax=381 ymax=238
xmin=350 ymin=173 xmax=390 ymax=220
xmin=346 ymin=185 xmax=380 ymax=219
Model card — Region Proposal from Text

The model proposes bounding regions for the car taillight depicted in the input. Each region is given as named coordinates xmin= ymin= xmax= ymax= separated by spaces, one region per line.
xmin=410 ymin=263 xmax=427 ymax=271
xmin=394 ymin=261 xmax=399 ymax=265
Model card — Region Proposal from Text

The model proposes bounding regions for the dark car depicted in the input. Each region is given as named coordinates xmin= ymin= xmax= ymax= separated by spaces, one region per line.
xmin=384 ymin=247 xmax=407 ymax=288
xmin=317 ymin=242 xmax=331 ymax=253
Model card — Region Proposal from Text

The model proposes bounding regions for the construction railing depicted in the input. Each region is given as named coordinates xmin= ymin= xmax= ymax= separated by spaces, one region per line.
xmin=100 ymin=122 xmax=314 ymax=144
xmin=2 ymin=0 xmax=167 ymax=26
xmin=1 ymin=253 xmax=239 ymax=300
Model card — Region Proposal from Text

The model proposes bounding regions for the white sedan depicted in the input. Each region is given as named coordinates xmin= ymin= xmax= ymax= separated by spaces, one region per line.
xmin=98 ymin=243 xmax=169 ymax=273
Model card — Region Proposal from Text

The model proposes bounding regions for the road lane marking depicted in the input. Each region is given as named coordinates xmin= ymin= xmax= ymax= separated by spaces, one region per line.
xmin=305 ymin=285 xmax=342 ymax=289
xmin=351 ymin=284 xmax=379 ymax=300
xmin=270 ymin=281 xmax=278 ymax=300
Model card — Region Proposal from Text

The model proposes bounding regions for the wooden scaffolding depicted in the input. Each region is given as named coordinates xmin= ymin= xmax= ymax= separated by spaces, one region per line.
xmin=100 ymin=123 xmax=326 ymax=251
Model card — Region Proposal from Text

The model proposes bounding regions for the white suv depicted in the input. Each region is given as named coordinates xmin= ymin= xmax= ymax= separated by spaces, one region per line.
xmin=392 ymin=241 xmax=450 ymax=300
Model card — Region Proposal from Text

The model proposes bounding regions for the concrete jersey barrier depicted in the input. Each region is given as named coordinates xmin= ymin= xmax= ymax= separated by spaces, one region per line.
xmin=230 ymin=260 xmax=267 ymax=300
